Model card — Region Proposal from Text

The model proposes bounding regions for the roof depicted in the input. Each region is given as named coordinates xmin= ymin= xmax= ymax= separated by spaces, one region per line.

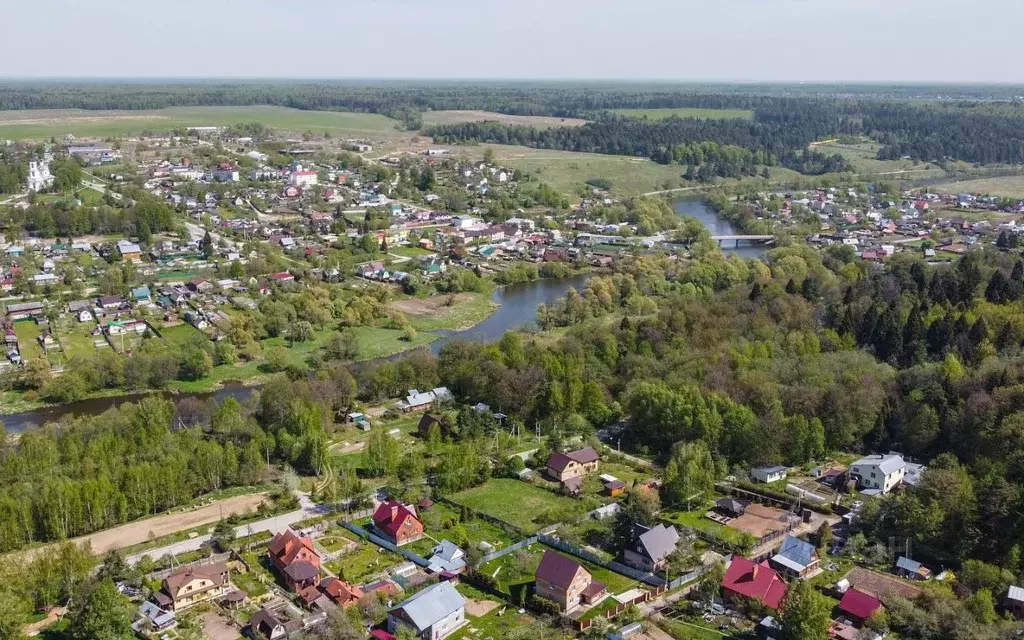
xmin=163 ymin=562 xmax=228 ymax=597
xmin=896 ymin=556 xmax=924 ymax=574
xmin=581 ymin=580 xmax=607 ymax=598
xmin=249 ymin=608 xmax=284 ymax=635
xmin=284 ymin=560 xmax=320 ymax=582
xmin=269 ymin=530 xmax=320 ymax=567
xmin=853 ymin=454 xmax=905 ymax=475
xmin=1008 ymin=585 xmax=1024 ymax=603
xmin=755 ymin=465 xmax=788 ymax=475
xmin=722 ymin=557 xmax=787 ymax=609
xmin=321 ymin=577 xmax=365 ymax=602
xmin=428 ymin=540 xmax=467 ymax=574
xmin=117 ymin=241 xmax=141 ymax=254
xmin=839 ymin=588 xmax=883 ymax=621
xmin=772 ymin=536 xmax=819 ymax=572
xmin=373 ymin=500 xmax=421 ymax=538
xmin=546 ymin=447 xmax=599 ymax=473
xmin=715 ymin=498 xmax=748 ymax=514
xmin=389 ymin=581 xmax=465 ymax=632
xmin=637 ymin=524 xmax=680 ymax=563
xmin=535 ymin=550 xmax=585 ymax=590
xmin=5 ymin=301 xmax=43 ymax=313
xmin=138 ymin=601 xmax=175 ymax=627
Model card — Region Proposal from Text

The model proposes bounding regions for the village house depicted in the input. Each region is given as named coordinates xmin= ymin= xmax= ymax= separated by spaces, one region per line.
xmin=838 ymin=588 xmax=883 ymax=625
xmin=373 ymin=499 xmax=425 ymax=546
xmin=544 ymin=447 xmax=600 ymax=487
xmin=894 ymin=556 xmax=931 ymax=581
xmin=850 ymin=454 xmax=906 ymax=495
xmin=117 ymin=240 xmax=142 ymax=262
xmin=769 ymin=535 xmax=821 ymax=579
xmin=534 ymin=550 xmax=607 ymax=613
xmin=417 ymin=413 xmax=452 ymax=439
xmin=1005 ymin=586 xmax=1024 ymax=618
xmin=426 ymin=540 xmax=467 ymax=575
xmin=268 ymin=530 xmax=322 ymax=594
xmin=387 ymin=580 xmax=467 ymax=640
xmin=751 ymin=465 xmax=788 ymax=484
xmin=5 ymin=301 xmax=44 ymax=322
xmin=720 ymin=556 xmax=787 ymax=611
xmin=154 ymin=562 xmax=231 ymax=611
xmin=623 ymin=523 xmax=680 ymax=573
xmin=248 ymin=607 xmax=302 ymax=640
xmin=318 ymin=577 xmax=364 ymax=609
xmin=133 ymin=601 xmax=177 ymax=635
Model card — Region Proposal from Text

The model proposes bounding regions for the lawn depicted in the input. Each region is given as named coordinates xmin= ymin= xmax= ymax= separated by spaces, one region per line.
xmin=421 ymin=502 xmax=521 ymax=552
xmin=388 ymin=245 xmax=436 ymax=259
xmin=325 ymin=541 xmax=404 ymax=584
xmin=56 ymin=322 xmax=101 ymax=360
xmin=14 ymin=320 xmax=44 ymax=361
xmin=660 ymin=507 xmax=751 ymax=547
xmin=453 ymin=583 xmax=534 ymax=640
xmin=319 ymin=531 xmax=359 ymax=553
xmin=161 ymin=323 xmax=207 ymax=346
xmin=450 ymin=478 xmax=592 ymax=533
xmin=658 ymin=618 xmax=734 ymax=640
xmin=479 ymin=540 xmax=639 ymax=599
xmin=611 ymin=108 xmax=754 ymax=120
xmin=0 ymin=106 xmax=403 ymax=140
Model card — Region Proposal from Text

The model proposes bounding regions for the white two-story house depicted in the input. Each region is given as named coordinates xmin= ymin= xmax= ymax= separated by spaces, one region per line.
xmin=850 ymin=454 xmax=906 ymax=494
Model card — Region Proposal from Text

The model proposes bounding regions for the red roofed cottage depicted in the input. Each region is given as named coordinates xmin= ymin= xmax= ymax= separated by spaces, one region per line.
xmin=373 ymin=500 xmax=424 ymax=546
xmin=721 ymin=557 xmax=787 ymax=610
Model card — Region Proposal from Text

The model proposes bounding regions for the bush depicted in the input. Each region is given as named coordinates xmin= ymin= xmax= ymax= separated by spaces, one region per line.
xmin=528 ymin=594 xmax=561 ymax=616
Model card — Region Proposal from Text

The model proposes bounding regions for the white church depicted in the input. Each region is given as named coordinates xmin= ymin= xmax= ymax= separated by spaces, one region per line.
xmin=27 ymin=157 xmax=53 ymax=192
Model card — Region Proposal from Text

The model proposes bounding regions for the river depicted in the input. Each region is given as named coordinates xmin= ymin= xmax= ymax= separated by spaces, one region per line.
xmin=3 ymin=199 xmax=747 ymax=431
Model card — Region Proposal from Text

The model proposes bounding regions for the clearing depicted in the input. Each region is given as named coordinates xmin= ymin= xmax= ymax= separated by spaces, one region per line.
xmin=0 ymin=106 xmax=402 ymax=140
xmin=809 ymin=140 xmax=946 ymax=178
xmin=931 ymin=175 xmax=1024 ymax=199
xmin=451 ymin=478 xmax=591 ymax=533
xmin=611 ymin=107 xmax=753 ymax=120
xmin=391 ymin=292 xmax=499 ymax=332
xmin=27 ymin=492 xmax=268 ymax=558
xmin=423 ymin=110 xmax=589 ymax=129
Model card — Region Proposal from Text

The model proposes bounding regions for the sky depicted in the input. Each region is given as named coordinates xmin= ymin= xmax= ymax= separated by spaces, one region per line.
xmin=2 ymin=0 xmax=1022 ymax=83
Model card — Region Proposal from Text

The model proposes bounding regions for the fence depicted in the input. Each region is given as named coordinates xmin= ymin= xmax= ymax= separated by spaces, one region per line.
xmin=340 ymin=520 xmax=431 ymax=569
xmin=436 ymin=497 xmax=527 ymax=538
xmin=477 ymin=536 xmax=539 ymax=567
xmin=538 ymin=535 xmax=665 ymax=587
xmin=145 ymin=551 xmax=233 ymax=580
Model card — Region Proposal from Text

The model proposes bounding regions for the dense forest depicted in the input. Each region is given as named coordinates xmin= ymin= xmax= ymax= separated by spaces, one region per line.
xmin=3 ymin=83 xmax=1024 ymax=166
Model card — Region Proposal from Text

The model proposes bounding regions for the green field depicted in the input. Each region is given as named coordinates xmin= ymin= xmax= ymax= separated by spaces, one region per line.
xmin=810 ymin=140 xmax=946 ymax=178
xmin=451 ymin=478 xmax=591 ymax=533
xmin=398 ymin=292 xmax=499 ymax=332
xmin=611 ymin=107 xmax=754 ymax=120
xmin=660 ymin=508 xmax=752 ymax=548
xmin=0 ymin=106 xmax=402 ymax=140
xmin=479 ymin=540 xmax=639 ymax=599
xmin=14 ymin=320 xmax=44 ymax=361
xmin=325 ymin=541 xmax=404 ymax=584
xmin=423 ymin=502 xmax=521 ymax=551
xmin=161 ymin=323 xmax=207 ymax=346
xmin=931 ymin=175 xmax=1024 ymax=199
xmin=388 ymin=246 xmax=435 ymax=259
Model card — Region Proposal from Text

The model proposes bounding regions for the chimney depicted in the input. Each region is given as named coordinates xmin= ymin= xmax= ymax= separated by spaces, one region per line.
xmin=391 ymin=504 xmax=399 ymax=521
xmin=751 ymin=564 xmax=759 ymax=579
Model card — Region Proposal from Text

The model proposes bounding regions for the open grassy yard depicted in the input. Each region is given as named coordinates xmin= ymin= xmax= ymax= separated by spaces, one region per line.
xmin=325 ymin=541 xmax=404 ymax=584
xmin=161 ymin=323 xmax=207 ymax=346
xmin=479 ymin=540 xmax=639 ymax=600
xmin=421 ymin=502 xmax=521 ymax=552
xmin=660 ymin=507 xmax=751 ymax=547
xmin=611 ymin=107 xmax=754 ymax=120
xmin=14 ymin=320 xmax=44 ymax=361
xmin=931 ymin=175 xmax=1024 ymax=199
xmin=388 ymin=245 xmax=435 ymax=259
xmin=451 ymin=478 xmax=591 ymax=533
xmin=423 ymin=110 xmax=589 ymax=129
xmin=0 ymin=106 xmax=403 ymax=140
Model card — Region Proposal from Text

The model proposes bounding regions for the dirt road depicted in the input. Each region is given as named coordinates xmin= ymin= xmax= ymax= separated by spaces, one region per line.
xmin=25 ymin=493 xmax=268 ymax=559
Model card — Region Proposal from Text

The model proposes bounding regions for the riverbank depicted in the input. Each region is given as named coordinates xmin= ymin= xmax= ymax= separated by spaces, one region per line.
xmin=1 ymin=273 xmax=595 ymax=430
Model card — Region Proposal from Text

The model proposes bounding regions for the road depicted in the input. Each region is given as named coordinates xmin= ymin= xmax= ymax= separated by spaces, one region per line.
xmin=125 ymin=492 xmax=326 ymax=565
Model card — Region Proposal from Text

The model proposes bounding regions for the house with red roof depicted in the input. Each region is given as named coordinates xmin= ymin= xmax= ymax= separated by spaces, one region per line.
xmin=373 ymin=500 xmax=424 ymax=546
xmin=270 ymin=271 xmax=295 ymax=283
xmin=838 ymin=588 xmax=883 ymax=624
xmin=320 ymin=577 xmax=365 ymax=609
xmin=534 ymin=550 xmax=606 ymax=613
xmin=721 ymin=557 xmax=787 ymax=610
xmin=268 ymin=530 xmax=322 ymax=593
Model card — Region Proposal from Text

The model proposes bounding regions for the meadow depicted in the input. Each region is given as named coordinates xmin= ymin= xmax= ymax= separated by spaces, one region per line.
xmin=0 ymin=106 xmax=402 ymax=140
xmin=450 ymin=478 xmax=592 ymax=533
xmin=931 ymin=175 xmax=1024 ymax=199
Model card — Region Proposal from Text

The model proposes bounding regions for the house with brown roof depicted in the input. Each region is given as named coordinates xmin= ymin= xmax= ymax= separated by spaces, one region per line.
xmin=417 ymin=413 xmax=451 ymax=440
xmin=545 ymin=447 xmax=599 ymax=485
xmin=268 ymin=530 xmax=322 ymax=593
xmin=154 ymin=562 xmax=231 ymax=611
xmin=320 ymin=577 xmax=365 ymax=609
xmin=534 ymin=550 xmax=606 ymax=613
xmin=248 ymin=607 xmax=303 ymax=640
xmin=373 ymin=500 xmax=425 ymax=546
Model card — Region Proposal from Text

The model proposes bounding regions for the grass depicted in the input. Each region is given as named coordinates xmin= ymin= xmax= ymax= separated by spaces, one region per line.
xmin=422 ymin=502 xmax=521 ymax=552
xmin=810 ymin=140 xmax=946 ymax=178
xmin=611 ymin=108 xmax=753 ymax=120
xmin=58 ymin=323 xmax=102 ymax=360
xmin=0 ymin=106 xmax=403 ymax=140
xmin=400 ymin=292 xmax=499 ymax=332
xmin=14 ymin=320 xmax=44 ymax=361
xmin=319 ymin=532 xmax=358 ymax=553
xmin=453 ymin=583 xmax=533 ymax=639
xmin=161 ymin=323 xmax=207 ymax=346
xmin=659 ymin=618 xmax=734 ymax=640
xmin=232 ymin=568 xmax=269 ymax=598
xmin=660 ymin=507 xmax=750 ymax=546
xmin=931 ymin=175 xmax=1024 ymax=199
xmin=423 ymin=110 xmax=589 ymax=129
xmin=479 ymin=541 xmax=547 ymax=596
xmin=351 ymin=325 xmax=438 ymax=359
xmin=451 ymin=478 xmax=591 ymax=533
xmin=325 ymin=541 xmax=404 ymax=584
xmin=388 ymin=245 xmax=435 ymax=259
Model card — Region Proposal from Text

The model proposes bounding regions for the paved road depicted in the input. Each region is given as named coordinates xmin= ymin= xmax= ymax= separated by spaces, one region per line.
xmin=125 ymin=492 xmax=327 ymax=565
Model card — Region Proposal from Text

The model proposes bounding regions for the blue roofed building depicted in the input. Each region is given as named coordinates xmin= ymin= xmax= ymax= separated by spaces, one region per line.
xmin=770 ymin=535 xmax=821 ymax=579
xmin=895 ymin=556 xmax=931 ymax=581
xmin=426 ymin=540 xmax=467 ymax=575
xmin=387 ymin=580 xmax=467 ymax=640
xmin=132 ymin=286 xmax=151 ymax=303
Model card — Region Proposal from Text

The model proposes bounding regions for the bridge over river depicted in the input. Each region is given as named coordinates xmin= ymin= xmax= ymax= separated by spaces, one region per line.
xmin=711 ymin=234 xmax=775 ymax=244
